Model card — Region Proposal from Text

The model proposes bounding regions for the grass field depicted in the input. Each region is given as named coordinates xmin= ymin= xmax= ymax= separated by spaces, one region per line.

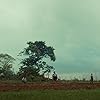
xmin=0 ymin=89 xmax=100 ymax=100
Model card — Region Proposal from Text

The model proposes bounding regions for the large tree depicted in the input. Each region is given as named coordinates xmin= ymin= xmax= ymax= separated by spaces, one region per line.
xmin=0 ymin=53 xmax=15 ymax=79
xmin=18 ymin=41 xmax=56 ymax=79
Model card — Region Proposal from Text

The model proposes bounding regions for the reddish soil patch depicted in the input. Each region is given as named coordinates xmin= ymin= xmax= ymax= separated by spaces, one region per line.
xmin=0 ymin=82 xmax=100 ymax=92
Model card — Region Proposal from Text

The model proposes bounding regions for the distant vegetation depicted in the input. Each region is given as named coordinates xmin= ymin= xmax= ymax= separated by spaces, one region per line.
xmin=0 ymin=54 xmax=15 ymax=80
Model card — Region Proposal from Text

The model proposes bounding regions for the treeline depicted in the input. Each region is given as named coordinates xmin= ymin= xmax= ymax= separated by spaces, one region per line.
xmin=0 ymin=41 xmax=56 ymax=82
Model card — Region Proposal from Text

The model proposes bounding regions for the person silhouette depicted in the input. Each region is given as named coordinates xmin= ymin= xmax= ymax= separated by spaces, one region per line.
xmin=90 ymin=73 xmax=93 ymax=83
xmin=52 ymin=71 xmax=57 ymax=81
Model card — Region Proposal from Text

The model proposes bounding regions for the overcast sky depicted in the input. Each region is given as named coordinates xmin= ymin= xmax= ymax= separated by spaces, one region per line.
xmin=0 ymin=0 xmax=100 ymax=79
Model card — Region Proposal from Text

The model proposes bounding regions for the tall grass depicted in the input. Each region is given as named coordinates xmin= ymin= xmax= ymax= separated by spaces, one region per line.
xmin=0 ymin=89 xmax=100 ymax=100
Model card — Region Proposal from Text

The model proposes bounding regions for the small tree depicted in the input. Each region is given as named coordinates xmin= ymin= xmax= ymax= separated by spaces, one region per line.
xmin=18 ymin=41 xmax=56 ymax=80
xmin=0 ymin=53 xmax=15 ymax=79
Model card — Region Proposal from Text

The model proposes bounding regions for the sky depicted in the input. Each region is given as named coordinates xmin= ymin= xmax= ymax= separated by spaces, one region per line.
xmin=0 ymin=0 xmax=100 ymax=80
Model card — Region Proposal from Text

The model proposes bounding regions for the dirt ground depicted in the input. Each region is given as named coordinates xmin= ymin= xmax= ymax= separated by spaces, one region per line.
xmin=0 ymin=82 xmax=100 ymax=92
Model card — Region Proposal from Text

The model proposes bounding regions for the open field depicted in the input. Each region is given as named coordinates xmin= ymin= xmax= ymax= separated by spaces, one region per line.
xmin=0 ymin=82 xmax=100 ymax=100
xmin=0 ymin=82 xmax=100 ymax=91
xmin=0 ymin=89 xmax=100 ymax=100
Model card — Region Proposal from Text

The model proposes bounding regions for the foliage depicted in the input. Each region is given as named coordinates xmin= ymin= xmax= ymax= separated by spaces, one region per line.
xmin=0 ymin=53 xmax=15 ymax=79
xmin=18 ymin=41 xmax=56 ymax=79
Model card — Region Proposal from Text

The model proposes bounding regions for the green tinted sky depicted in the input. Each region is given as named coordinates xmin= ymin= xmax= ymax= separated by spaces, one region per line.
xmin=0 ymin=0 xmax=100 ymax=76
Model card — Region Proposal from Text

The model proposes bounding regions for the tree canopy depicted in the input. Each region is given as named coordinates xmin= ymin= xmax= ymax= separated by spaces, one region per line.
xmin=18 ymin=41 xmax=56 ymax=79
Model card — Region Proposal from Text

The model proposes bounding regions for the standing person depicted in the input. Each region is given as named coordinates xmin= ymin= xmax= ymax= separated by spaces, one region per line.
xmin=52 ymin=71 xmax=57 ymax=81
xmin=90 ymin=73 xmax=93 ymax=83
xmin=22 ymin=77 xmax=27 ymax=83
